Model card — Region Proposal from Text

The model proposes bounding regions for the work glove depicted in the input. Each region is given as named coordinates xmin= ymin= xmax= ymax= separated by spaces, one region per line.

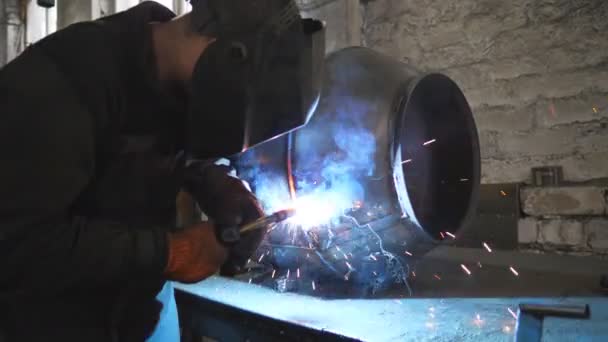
xmin=182 ymin=161 xmax=265 ymax=276
xmin=164 ymin=222 xmax=228 ymax=283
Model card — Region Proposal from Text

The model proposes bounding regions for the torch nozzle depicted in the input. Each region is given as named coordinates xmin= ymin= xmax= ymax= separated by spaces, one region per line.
xmin=239 ymin=208 xmax=296 ymax=234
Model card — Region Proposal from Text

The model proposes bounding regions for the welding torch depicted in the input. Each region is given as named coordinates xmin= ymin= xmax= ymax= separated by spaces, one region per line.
xmin=239 ymin=208 xmax=296 ymax=234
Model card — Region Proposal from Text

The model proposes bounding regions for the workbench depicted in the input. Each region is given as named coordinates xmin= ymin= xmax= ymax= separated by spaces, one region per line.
xmin=174 ymin=247 xmax=608 ymax=342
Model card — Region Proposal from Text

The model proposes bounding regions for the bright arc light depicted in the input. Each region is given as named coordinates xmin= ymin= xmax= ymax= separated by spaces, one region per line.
xmin=281 ymin=191 xmax=352 ymax=229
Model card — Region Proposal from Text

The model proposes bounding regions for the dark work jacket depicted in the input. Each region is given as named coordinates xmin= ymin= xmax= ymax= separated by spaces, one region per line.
xmin=0 ymin=2 xmax=188 ymax=341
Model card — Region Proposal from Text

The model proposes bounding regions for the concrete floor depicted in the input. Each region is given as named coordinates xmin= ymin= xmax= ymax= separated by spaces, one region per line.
xmin=175 ymin=247 xmax=608 ymax=341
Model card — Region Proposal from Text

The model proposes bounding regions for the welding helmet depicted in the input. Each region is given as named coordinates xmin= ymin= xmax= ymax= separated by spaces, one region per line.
xmin=186 ymin=0 xmax=325 ymax=158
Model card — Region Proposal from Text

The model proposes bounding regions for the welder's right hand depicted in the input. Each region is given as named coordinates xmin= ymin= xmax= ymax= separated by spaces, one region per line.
xmin=181 ymin=162 xmax=264 ymax=244
xmin=164 ymin=222 xmax=228 ymax=283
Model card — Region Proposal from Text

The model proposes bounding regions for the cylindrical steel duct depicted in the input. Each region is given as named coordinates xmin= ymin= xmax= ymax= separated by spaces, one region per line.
xmin=235 ymin=47 xmax=480 ymax=242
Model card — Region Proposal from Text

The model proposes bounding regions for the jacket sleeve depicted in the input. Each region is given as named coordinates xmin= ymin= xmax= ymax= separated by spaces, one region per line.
xmin=0 ymin=45 xmax=167 ymax=296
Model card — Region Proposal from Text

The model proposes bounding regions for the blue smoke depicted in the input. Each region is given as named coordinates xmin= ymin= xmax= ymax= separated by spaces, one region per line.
xmin=242 ymin=97 xmax=376 ymax=228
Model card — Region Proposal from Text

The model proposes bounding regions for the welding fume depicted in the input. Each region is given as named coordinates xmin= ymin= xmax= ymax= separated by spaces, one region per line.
xmin=233 ymin=47 xmax=481 ymax=297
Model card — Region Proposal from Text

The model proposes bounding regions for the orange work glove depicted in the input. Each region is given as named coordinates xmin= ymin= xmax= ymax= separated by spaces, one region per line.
xmin=164 ymin=222 xmax=228 ymax=283
xmin=182 ymin=162 xmax=265 ymax=276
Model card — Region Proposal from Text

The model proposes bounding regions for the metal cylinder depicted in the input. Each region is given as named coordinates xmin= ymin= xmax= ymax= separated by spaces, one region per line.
xmin=236 ymin=47 xmax=480 ymax=241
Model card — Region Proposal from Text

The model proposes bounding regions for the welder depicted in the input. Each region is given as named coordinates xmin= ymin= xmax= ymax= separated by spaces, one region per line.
xmin=0 ymin=0 xmax=323 ymax=341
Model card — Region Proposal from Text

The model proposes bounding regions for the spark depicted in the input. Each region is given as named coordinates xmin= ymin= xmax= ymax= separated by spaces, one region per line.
xmin=372 ymin=271 xmax=378 ymax=276
xmin=473 ymin=313 xmax=483 ymax=327
xmin=247 ymin=258 xmax=251 ymax=265
xmin=401 ymin=159 xmax=413 ymax=164
xmin=412 ymin=271 xmax=416 ymax=277
xmin=460 ymin=264 xmax=472 ymax=275
xmin=297 ymin=268 xmax=301 ymax=278
xmin=286 ymin=269 xmax=291 ymax=279
xmin=335 ymin=246 xmax=342 ymax=252
xmin=477 ymin=262 xmax=483 ymax=268
xmin=258 ymin=254 xmax=265 ymax=263
xmin=248 ymin=278 xmax=252 ymax=284
xmin=404 ymin=251 xmax=413 ymax=256
xmin=345 ymin=261 xmax=353 ymax=270
xmin=483 ymin=242 xmax=493 ymax=253
xmin=509 ymin=266 xmax=519 ymax=276
xmin=592 ymin=107 xmax=599 ymax=114
xmin=370 ymin=254 xmax=377 ymax=261
xmin=445 ymin=231 xmax=456 ymax=239
xmin=439 ymin=232 xmax=445 ymax=239
xmin=271 ymin=269 xmax=276 ymax=278
xmin=500 ymin=190 xmax=507 ymax=196
xmin=429 ymin=313 xmax=435 ymax=318
xmin=433 ymin=274 xmax=441 ymax=280
xmin=503 ymin=325 xmax=512 ymax=333
xmin=460 ymin=178 xmax=469 ymax=182
xmin=306 ymin=253 xmax=310 ymax=258
xmin=312 ymin=281 xmax=316 ymax=291
xmin=549 ymin=103 xmax=556 ymax=117
xmin=423 ymin=139 xmax=436 ymax=146
xmin=344 ymin=271 xmax=351 ymax=281
xmin=429 ymin=307 xmax=435 ymax=312
xmin=507 ymin=307 xmax=518 ymax=319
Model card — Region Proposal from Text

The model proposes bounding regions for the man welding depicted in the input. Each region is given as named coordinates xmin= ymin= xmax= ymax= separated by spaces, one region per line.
xmin=0 ymin=0 xmax=323 ymax=340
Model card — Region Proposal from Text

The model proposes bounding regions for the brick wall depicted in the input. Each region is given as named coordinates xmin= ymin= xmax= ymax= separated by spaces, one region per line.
xmin=519 ymin=185 xmax=608 ymax=256
xmin=304 ymin=0 xmax=608 ymax=255
xmin=363 ymin=0 xmax=608 ymax=184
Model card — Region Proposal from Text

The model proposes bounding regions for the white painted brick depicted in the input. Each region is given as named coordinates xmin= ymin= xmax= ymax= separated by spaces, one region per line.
xmin=538 ymin=219 xmax=585 ymax=247
xmin=496 ymin=127 xmax=579 ymax=157
xmin=521 ymin=186 xmax=606 ymax=216
xmin=518 ymin=218 xmax=538 ymax=244
xmin=363 ymin=0 xmax=608 ymax=184
xmin=536 ymin=94 xmax=608 ymax=128
xmin=482 ymin=152 xmax=608 ymax=184
xmin=586 ymin=219 xmax=608 ymax=250
xmin=538 ymin=220 xmax=562 ymax=245
xmin=473 ymin=105 xmax=535 ymax=133
xmin=559 ymin=220 xmax=585 ymax=247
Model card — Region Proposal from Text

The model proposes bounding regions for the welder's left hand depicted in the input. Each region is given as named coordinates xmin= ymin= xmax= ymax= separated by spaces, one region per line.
xmin=182 ymin=161 xmax=266 ymax=275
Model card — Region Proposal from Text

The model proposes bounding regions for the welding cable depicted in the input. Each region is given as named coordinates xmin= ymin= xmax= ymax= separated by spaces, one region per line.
xmin=341 ymin=213 xmax=413 ymax=296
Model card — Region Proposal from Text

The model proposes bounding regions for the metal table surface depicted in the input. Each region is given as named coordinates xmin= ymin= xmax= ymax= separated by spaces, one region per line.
xmin=174 ymin=276 xmax=608 ymax=342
